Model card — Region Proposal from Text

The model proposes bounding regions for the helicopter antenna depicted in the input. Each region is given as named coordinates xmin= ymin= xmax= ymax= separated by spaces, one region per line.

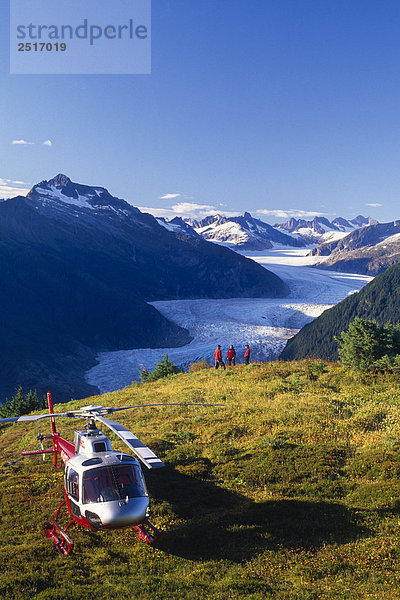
xmin=36 ymin=421 xmax=46 ymax=461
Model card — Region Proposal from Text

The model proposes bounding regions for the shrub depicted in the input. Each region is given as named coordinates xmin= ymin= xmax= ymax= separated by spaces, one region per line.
xmin=305 ymin=361 xmax=327 ymax=380
xmin=140 ymin=354 xmax=183 ymax=383
xmin=189 ymin=359 xmax=212 ymax=373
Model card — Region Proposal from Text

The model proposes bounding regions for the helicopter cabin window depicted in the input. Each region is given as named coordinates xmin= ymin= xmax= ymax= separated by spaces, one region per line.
xmin=83 ymin=464 xmax=147 ymax=504
xmin=93 ymin=441 xmax=106 ymax=453
xmin=66 ymin=467 xmax=79 ymax=501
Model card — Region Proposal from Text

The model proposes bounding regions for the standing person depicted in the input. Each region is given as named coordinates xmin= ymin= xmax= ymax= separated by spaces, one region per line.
xmin=244 ymin=344 xmax=250 ymax=365
xmin=214 ymin=345 xmax=226 ymax=370
xmin=227 ymin=345 xmax=236 ymax=366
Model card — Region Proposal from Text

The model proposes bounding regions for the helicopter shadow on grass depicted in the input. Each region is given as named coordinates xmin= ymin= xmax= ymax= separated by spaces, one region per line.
xmin=146 ymin=467 xmax=371 ymax=562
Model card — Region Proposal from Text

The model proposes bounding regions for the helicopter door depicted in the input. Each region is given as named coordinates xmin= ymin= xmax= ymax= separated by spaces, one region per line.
xmin=65 ymin=467 xmax=80 ymax=501
xmin=64 ymin=466 xmax=82 ymax=519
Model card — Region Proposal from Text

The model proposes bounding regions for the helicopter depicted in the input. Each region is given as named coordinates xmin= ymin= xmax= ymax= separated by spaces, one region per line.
xmin=0 ymin=392 xmax=219 ymax=555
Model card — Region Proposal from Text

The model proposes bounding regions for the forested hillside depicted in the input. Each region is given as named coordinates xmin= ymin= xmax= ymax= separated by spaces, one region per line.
xmin=281 ymin=264 xmax=400 ymax=361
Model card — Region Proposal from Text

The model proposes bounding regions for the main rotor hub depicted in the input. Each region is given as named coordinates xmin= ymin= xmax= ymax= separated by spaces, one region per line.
xmin=74 ymin=429 xmax=113 ymax=456
xmin=86 ymin=418 xmax=100 ymax=434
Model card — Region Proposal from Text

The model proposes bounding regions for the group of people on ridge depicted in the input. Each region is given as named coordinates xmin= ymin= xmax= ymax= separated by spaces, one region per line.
xmin=213 ymin=344 xmax=250 ymax=370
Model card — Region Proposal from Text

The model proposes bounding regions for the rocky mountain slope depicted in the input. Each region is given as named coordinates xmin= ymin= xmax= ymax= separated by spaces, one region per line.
xmin=156 ymin=216 xmax=201 ymax=238
xmin=0 ymin=174 xmax=288 ymax=401
xmin=310 ymin=220 xmax=400 ymax=275
xmin=280 ymin=264 xmax=400 ymax=361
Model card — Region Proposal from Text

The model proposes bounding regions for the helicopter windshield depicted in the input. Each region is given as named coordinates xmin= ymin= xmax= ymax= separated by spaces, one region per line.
xmin=82 ymin=464 xmax=148 ymax=504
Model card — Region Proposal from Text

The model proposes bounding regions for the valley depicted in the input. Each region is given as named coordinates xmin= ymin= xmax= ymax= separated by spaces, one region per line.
xmin=87 ymin=249 xmax=371 ymax=392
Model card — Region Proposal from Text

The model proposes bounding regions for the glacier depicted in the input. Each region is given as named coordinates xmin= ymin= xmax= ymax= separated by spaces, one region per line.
xmin=86 ymin=248 xmax=372 ymax=393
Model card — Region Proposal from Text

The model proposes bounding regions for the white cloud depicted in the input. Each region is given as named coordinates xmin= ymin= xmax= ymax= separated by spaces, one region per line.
xmin=43 ymin=140 xmax=53 ymax=147
xmin=139 ymin=201 xmax=240 ymax=221
xmin=171 ymin=202 xmax=240 ymax=220
xmin=0 ymin=177 xmax=31 ymax=198
xmin=11 ymin=139 xmax=34 ymax=145
xmin=138 ymin=206 xmax=178 ymax=219
xmin=255 ymin=208 xmax=330 ymax=219
xmin=160 ymin=193 xmax=181 ymax=200
xmin=366 ymin=203 xmax=382 ymax=208
xmin=171 ymin=202 xmax=219 ymax=214
xmin=139 ymin=201 xmax=330 ymax=223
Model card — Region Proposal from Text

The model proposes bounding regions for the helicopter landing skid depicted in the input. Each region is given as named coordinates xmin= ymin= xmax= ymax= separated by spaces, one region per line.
xmin=44 ymin=501 xmax=74 ymax=556
xmin=133 ymin=519 xmax=160 ymax=544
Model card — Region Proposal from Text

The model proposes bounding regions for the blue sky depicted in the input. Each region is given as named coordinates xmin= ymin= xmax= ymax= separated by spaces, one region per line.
xmin=2 ymin=0 xmax=400 ymax=223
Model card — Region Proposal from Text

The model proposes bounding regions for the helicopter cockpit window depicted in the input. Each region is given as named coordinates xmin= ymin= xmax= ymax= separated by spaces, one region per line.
xmin=66 ymin=468 xmax=79 ymax=501
xmin=82 ymin=464 xmax=148 ymax=504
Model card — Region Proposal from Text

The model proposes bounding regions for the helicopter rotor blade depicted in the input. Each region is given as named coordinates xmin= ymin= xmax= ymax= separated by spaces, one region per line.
xmin=0 ymin=411 xmax=80 ymax=425
xmin=105 ymin=402 xmax=223 ymax=414
xmin=95 ymin=415 xmax=165 ymax=469
xmin=0 ymin=403 xmax=223 ymax=426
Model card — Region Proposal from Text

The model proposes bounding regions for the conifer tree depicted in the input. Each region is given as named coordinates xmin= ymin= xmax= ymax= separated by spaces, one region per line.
xmin=0 ymin=388 xmax=45 ymax=418
xmin=140 ymin=354 xmax=182 ymax=383
xmin=336 ymin=317 xmax=400 ymax=371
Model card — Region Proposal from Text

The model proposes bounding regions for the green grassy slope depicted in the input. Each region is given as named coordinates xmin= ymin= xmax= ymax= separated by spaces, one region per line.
xmin=2 ymin=361 xmax=400 ymax=599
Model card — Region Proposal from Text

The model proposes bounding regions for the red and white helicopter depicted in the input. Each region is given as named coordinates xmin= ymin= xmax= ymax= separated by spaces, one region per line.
xmin=1 ymin=392 xmax=218 ymax=555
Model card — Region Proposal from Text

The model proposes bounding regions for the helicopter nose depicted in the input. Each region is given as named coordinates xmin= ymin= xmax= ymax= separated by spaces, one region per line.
xmin=89 ymin=497 xmax=149 ymax=529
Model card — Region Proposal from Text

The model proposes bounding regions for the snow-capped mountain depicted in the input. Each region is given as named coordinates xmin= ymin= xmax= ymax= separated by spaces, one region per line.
xmin=0 ymin=174 xmax=289 ymax=401
xmin=156 ymin=216 xmax=200 ymax=238
xmin=350 ymin=215 xmax=378 ymax=227
xmin=170 ymin=211 xmax=379 ymax=250
xmin=310 ymin=220 xmax=400 ymax=275
xmin=27 ymin=173 xmax=143 ymax=223
xmin=188 ymin=212 xmax=306 ymax=250
xmin=274 ymin=215 xmax=378 ymax=245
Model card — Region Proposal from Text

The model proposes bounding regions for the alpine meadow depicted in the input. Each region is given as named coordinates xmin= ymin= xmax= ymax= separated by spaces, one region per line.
xmin=2 ymin=360 xmax=400 ymax=599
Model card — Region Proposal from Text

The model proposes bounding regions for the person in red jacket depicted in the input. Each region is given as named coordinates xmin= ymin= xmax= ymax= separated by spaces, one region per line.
xmin=227 ymin=345 xmax=236 ymax=366
xmin=214 ymin=345 xmax=226 ymax=370
xmin=244 ymin=344 xmax=250 ymax=365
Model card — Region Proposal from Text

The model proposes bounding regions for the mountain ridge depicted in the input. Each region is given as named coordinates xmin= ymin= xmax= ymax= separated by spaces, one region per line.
xmin=274 ymin=214 xmax=378 ymax=245
xmin=0 ymin=174 xmax=289 ymax=400
xmin=158 ymin=212 xmax=379 ymax=250
xmin=310 ymin=220 xmax=400 ymax=275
